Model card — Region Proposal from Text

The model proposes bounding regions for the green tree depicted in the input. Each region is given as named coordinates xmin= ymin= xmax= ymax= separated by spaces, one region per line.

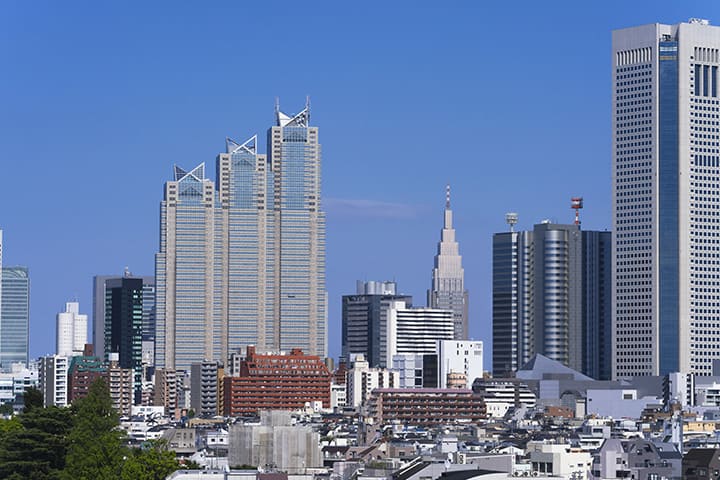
xmin=62 ymin=378 xmax=126 ymax=480
xmin=23 ymin=386 xmax=44 ymax=412
xmin=0 ymin=401 xmax=14 ymax=416
xmin=120 ymin=440 xmax=182 ymax=480
xmin=0 ymin=405 xmax=73 ymax=479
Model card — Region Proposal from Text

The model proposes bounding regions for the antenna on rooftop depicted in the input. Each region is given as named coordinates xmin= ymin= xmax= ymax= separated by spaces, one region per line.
xmin=505 ymin=213 xmax=518 ymax=232
xmin=446 ymin=184 xmax=451 ymax=209
xmin=571 ymin=197 xmax=584 ymax=226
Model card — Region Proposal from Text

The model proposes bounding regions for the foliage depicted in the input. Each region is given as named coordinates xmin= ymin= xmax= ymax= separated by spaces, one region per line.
xmin=0 ymin=415 xmax=22 ymax=435
xmin=120 ymin=440 xmax=181 ymax=480
xmin=62 ymin=377 xmax=126 ymax=480
xmin=0 ymin=401 xmax=14 ymax=416
xmin=0 ymin=379 xmax=186 ymax=480
xmin=23 ymin=386 xmax=44 ymax=412
xmin=0 ymin=405 xmax=73 ymax=479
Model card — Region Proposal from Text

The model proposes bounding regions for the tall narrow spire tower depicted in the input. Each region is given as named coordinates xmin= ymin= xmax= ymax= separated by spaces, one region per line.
xmin=428 ymin=185 xmax=469 ymax=340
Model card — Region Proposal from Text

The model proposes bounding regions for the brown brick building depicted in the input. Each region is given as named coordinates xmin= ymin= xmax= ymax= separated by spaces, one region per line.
xmin=367 ymin=388 xmax=486 ymax=426
xmin=223 ymin=346 xmax=332 ymax=417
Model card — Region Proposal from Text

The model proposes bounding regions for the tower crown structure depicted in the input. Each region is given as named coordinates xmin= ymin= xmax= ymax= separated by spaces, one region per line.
xmin=156 ymin=100 xmax=327 ymax=371
xmin=428 ymin=185 xmax=469 ymax=340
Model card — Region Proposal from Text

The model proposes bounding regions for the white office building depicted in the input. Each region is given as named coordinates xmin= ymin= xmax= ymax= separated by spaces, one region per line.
xmin=346 ymin=354 xmax=398 ymax=408
xmin=39 ymin=355 xmax=69 ymax=407
xmin=0 ymin=363 xmax=38 ymax=411
xmin=437 ymin=340 xmax=483 ymax=389
xmin=56 ymin=302 xmax=88 ymax=357
xmin=613 ymin=19 xmax=720 ymax=377
xmin=386 ymin=301 xmax=453 ymax=367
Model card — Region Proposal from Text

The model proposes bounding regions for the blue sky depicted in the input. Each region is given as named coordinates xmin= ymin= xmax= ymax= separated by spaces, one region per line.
xmin=0 ymin=1 xmax=716 ymax=363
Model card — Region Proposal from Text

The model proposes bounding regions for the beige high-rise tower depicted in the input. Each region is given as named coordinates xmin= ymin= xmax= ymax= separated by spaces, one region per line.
xmin=428 ymin=186 xmax=469 ymax=340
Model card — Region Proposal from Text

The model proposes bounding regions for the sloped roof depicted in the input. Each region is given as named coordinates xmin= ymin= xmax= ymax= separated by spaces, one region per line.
xmin=516 ymin=354 xmax=593 ymax=381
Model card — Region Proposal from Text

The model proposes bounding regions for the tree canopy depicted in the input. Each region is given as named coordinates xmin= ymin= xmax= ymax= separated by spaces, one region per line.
xmin=0 ymin=378 xmax=186 ymax=480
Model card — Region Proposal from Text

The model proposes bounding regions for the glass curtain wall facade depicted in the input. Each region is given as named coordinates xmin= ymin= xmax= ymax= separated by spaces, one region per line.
xmin=156 ymin=102 xmax=328 ymax=371
xmin=268 ymin=105 xmax=327 ymax=356
xmin=104 ymin=277 xmax=143 ymax=403
xmin=0 ymin=267 xmax=29 ymax=370
xmin=492 ymin=222 xmax=611 ymax=379
xmin=156 ymin=164 xmax=216 ymax=371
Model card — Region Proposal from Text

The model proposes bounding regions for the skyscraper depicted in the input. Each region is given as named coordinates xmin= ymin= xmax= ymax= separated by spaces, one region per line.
xmin=612 ymin=20 xmax=720 ymax=377
xmin=56 ymin=302 xmax=88 ymax=357
xmin=428 ymin=186 xmax=469 ymax=340
xmin=342 ymin=281 xmax=413 ymax=368
xmin=492 ymin=220 xmax=611 ymax=379
xmin=268 ymin=102 xmax=327 ymax=355
xmin=156 ymin=164 xmax=216 ymax=371
xmin=0 ymin=266 xmax=29 ymax=370
xmin=104 ymin=276 xmax=144 ymax=402
xmin=216 ymin=135 xmax=272 ymax=360
xmin=92 ymin=274 xmax=154 ymax=364
xmin=156 ymin=101 xmax=327 ymax=371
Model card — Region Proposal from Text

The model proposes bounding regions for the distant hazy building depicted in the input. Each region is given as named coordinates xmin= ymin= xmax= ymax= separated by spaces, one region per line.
xmin=0 ymin=364 xmax=38 ymax=412
xmin=93 ymin=273 xmax=154 ymax=363
xmin=437 ymin=340 xmax=483 ymax=389
xmin=56 ymin=302 xmax=88 ymax=357
xmin=0 ymin=266 xmax=29 ymax=370
xmin=190 ymin=360 xmax=220 ymax=417
xmin=492 ymin=220 xmax=611 ymax=379
xmin=342 ymin=280 xmax=412 ymax=368
xmin=222 ymin=346 xmax=331 ymax=417
xmin=386 ymin=301 xmax=453 ymax=367
xmin=154 ymin=367 xmax=178 ymax=418
xmin=428 ymin=186 xmax=469 ymax=340
xmin=101 ymin=276 xmax=145 ymax=404
xmin=367 ymin=388 xmax=486 ymax=426
xmin=39 ymin=355 xmax=69 ymax=407
xmin=392 ymin=354 xmax=438 ymax=389
xmin=346 ymin=354 xmax=398 ymax=408
xmin=228 ymin=411 xmax=322 ymax=472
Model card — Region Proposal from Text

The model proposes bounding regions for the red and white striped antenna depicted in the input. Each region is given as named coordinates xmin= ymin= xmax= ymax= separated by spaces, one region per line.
xmin=571 ymin=197 xmax=583 ymax=226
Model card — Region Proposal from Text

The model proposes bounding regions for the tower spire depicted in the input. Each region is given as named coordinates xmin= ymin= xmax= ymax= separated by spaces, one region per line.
xmin=446 ymin=184 xmax=451 ymax=209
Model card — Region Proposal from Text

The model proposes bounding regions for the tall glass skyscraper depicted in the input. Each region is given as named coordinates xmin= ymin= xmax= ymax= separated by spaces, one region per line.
xmin=492 ymin=221 xmax=611 ymax=379
xmin=0 ymin=266 xmax=29 ymax=370
xmin=612 ymin=20 xmax=720 ymax=377
xmin=156 ymin=164 xmax=216 ymax=371
xmin=156 ymin=101 xmax=327 ymax=371
xmin=427 ymin=186 xmax=469 ymax=340
xmin=268 ymin=104 xmax=326 ymax=355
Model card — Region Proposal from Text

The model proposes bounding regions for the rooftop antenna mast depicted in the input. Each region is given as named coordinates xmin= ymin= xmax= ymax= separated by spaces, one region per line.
xmin=571 ymin=197 xmax=584 ymax=226
xmin=446 ymin=184 xmax=451 ymax=209
xmin=505 ymin=212 xmax=518 ymax=232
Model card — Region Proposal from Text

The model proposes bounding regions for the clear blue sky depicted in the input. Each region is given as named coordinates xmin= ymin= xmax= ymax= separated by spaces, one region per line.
xmin=0 ymin=1 xmax=716 ymax=363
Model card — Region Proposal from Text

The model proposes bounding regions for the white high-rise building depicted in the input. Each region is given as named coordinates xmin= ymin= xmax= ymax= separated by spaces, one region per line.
xmin=612 ymin=20 xmax=720 ymax=377
xmin=39 ymin=355 xmax=68 ymax=407
xmin=428 ymin=186 xmax=469 ymax=340
xmin=56 ymin=302 xmax=88 ymax=357
xmin=386 ymin=301 xmax=453 ymax=367
xmin=437 ymin=340 xmax=483 ymax=389
xmin=346 ymin=354 xmax=398 ymax=408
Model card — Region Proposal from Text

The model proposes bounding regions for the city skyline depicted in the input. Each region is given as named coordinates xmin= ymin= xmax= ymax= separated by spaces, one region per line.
xmin=2 ymin=2 xmax=715 ymax=363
